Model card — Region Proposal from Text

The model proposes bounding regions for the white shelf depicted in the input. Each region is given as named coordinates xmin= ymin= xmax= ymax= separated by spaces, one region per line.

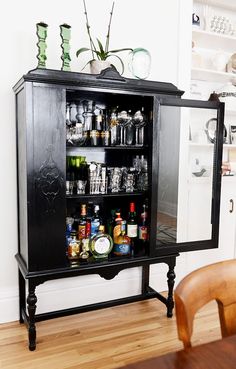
xmin=192 ymin=28 xmax=236 ymax=52
xmin=191 ymin=67 xmax=236 ymax=83
xmin=195 ymin=0 xmax=236 ymax=11
xmin=189 ymin=142 xmax=213 ymax=147
xmin=189 ymin=142 xmax=236 ymax=149
xmin=224 ymin=144 xmax=236 ymax=148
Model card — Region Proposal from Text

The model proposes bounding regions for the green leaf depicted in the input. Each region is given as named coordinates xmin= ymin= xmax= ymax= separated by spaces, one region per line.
xmin=76 ymin=47 xmax=91 ymax=57
xmin=109 ymin=48 xmax=133 ymax=53
xmin=96 ymin=39 xmax=108 ymax=60
xmin=107 ymin=53 xmax=124 ymax=75
xmin=96 ymin=38 xmax=105 ymax=54
xmin=81 ymin=59 xmax=96 ymax=71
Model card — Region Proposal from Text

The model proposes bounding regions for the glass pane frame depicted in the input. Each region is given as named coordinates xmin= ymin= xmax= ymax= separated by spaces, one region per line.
xmin=150 ymin=96 xmax=224 ymax=256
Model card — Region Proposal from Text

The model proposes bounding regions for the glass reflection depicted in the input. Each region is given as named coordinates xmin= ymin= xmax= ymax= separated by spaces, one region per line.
xmin=156 ymin=106 xmax=217 ymax=246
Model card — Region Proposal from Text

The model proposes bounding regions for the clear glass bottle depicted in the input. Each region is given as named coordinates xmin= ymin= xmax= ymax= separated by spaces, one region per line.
xmin=89 ymin=225 xmax=113 ymax=259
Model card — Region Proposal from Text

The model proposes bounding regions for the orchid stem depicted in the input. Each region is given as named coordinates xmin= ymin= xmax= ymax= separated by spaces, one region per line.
xmin=105 ymin=1 xmax=115 ymax=53
xmin=83 ymin=0 xmax=96 ymax=59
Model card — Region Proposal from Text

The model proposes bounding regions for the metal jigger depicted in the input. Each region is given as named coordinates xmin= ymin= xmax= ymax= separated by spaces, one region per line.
xmin=36 ymin=22 xmax=48 ymax=68
xmin=60 ymin=24 xmax=71 ymax=71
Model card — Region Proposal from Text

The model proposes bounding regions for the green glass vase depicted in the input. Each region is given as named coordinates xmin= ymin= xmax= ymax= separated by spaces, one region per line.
xmin=60 ymin=24 xmax=71 ymax=71
xmin=36 ymin=22 xmax=48 ymax=69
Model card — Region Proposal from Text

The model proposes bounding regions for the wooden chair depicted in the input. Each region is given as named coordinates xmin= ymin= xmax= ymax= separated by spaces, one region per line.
xmin=174 ymin=259 xmax=236 ymax=349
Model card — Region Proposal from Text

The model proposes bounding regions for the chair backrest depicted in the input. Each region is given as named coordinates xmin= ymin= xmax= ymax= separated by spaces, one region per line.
xmin=174 ymin=259 xmax=236 ymax=349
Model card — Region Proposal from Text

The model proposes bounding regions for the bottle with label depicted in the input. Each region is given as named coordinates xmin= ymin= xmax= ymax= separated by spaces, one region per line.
xmin=113 ymin=221 xmax=131 ymax=256
xmin=127 ymin=202 xmax=138 ymax=255
xmin=138 ymin=202 xmax=149 ymax=256
xmin=80 ymin=218 xmax=91 ymax=260
xmin=91 ymin=205 xmax=102 ymax=237
xmin=78 ymin=204 xmax=87 ymax=240
xmin=67 ymin=230 xmax=80 ymax=262
xmin=89 ymin=225 xmax=113 ymax=259
xmin=113 ymin=210 xmax=123 ymax=243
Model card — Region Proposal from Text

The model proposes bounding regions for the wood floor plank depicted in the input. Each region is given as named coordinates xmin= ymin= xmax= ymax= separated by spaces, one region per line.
xmin=0 ymin=298 xmax=221 ymax=369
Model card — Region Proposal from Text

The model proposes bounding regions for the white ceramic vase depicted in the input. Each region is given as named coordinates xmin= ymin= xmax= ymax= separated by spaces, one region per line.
xmin=90 ymin=60 xmax=111 ymax=74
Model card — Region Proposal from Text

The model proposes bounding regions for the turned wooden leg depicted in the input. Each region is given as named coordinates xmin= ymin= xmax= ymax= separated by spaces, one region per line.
xmin=18 ymin=269 xmax=26 ymax=323
xmin=27 ymin=282 xmax=37 ymax=351
xmin=166 ymin=260 xmax=176 ymax=318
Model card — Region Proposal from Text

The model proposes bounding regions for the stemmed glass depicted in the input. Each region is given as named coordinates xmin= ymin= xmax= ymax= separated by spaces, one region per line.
xmin=117 ymin=110 xmax=129 ymax=146
xmin=132 ymin=109 xmax=147 ymax=146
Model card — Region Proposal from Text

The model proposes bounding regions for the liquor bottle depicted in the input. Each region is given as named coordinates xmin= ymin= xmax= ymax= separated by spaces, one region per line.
xmin=138 ymin=202 xmax=149 ymax=243
xmin=65 ymin=216 xmax=74 ymax=252
xmin=113 ymin=221 xmax=131 ymax=256
xmin=78 ymin=204 xmax=87 ymax=240
xmin=113 ymin=210 xmax=123 ymax=243
xmin=127 ymin=202 xmax=138 ymax=238
xmin=91 ymin=205 xmax=102 ymax=237
xmin=67 ymin=230 xmax=80 ymax=262
xmin=127 ymin=202 xmax=138 ymax=255
xmin=107 ymin=209 xmax=116 ymax=237
xmin=89 ymin=225 xmax=113 ymax=259
xmin=80 ymin=218 xmax=91 ymax=260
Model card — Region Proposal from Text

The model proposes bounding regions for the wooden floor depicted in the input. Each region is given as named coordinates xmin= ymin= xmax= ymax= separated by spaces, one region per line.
xmin=0 ymin=297 xmax=221 ymax=369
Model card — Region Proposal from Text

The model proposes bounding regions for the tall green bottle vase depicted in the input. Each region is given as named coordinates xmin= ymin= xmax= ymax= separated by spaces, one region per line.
xmin=36 ymin=22 xmax=48 ymax=69
xmin=60 ymin=24 xmax=71 ymax=71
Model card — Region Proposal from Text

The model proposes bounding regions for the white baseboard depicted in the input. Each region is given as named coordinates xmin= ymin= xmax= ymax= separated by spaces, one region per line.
xmin=0 ymin=258 xmax=186 ymax=323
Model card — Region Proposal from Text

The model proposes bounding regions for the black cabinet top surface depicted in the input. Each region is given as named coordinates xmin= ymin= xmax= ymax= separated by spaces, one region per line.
xmin=13 ymin=67 xmax=184 ymax=97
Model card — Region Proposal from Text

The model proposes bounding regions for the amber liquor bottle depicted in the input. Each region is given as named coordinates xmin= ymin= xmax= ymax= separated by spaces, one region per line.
xmin=78 ymin=204 xmax=87 ymax=240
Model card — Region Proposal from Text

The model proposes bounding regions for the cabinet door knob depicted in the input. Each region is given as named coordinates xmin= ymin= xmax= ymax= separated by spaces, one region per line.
xmin=230 ymin=199 xmax=234 ymax=213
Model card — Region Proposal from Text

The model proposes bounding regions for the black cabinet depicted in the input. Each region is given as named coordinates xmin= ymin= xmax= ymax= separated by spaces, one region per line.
xmin=14 ymin=67 xmax=224 ymax=350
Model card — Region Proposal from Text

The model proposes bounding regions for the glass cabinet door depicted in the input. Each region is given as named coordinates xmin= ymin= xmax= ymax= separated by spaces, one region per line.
xmin=150 ymin=97 xmax=224 ymax=256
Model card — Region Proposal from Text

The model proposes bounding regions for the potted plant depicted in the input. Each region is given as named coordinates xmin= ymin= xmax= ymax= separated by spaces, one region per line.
xmin=76 ymin=0 xmax=133 ymax=74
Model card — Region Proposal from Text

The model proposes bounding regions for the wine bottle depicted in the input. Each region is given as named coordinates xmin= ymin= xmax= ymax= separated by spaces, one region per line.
xmin=138 ymin=203 xmax=148 ymax=238
xmin=127 ymin=202 xmax=138 ymax=255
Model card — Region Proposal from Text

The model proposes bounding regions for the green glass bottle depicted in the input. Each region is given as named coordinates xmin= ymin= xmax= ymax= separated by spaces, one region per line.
xmin=89 ymin=225 xmax=113 ymax=259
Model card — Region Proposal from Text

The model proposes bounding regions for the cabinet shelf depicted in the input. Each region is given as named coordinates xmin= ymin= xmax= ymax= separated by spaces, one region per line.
xmin=189 ymin=142 xmax=213 ymax=147
xmin=192 ymin=28 xmax=236 ymax=52
xmin=66 ymin=145 xmax=148 ymax=151
xmin=66 ymin=191 xmax=147 ymax=200
xmin=191 ymin=67 xmax=236 ymax=83
xmin=189 ymin=142 xmax=236 ymax=149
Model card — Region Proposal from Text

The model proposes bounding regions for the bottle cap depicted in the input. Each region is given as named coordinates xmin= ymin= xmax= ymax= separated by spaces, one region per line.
xmin=130 ymin=202 xmax=135 ymax=212
xmin=99 ymin=225 xmax=105 ymax=232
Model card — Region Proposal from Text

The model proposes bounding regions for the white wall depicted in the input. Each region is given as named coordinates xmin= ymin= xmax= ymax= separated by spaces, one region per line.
xmin=0 ymin=0 xmax=189 ymax=323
